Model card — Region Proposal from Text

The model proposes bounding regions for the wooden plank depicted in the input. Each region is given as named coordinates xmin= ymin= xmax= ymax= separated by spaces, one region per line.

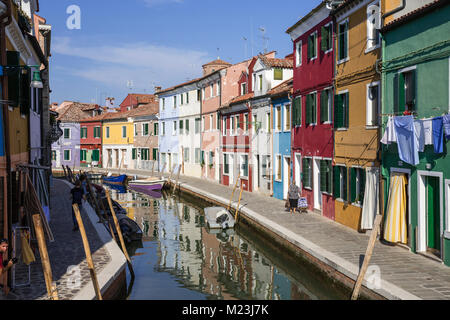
xmin=73 ymin=204 xmax=102 ymax=300
xmin=351 ymin=214 xmax=383 ymax=300
xmin=32 ymin=214 xmax=58 ymax=300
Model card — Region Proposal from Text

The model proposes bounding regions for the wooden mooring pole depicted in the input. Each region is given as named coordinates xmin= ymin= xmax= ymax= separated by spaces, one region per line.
xmin=351 ymin=214 xmax=383 ymax=300
xmin=227 ymin=176 xmax=240 ymax=212
xmin=105 ymin=190 xmax=135 ymax=278
xmin=72 ymin=204 xmax=103 ymax=300
xmin=234 ymin=183 xmax=245 ymax=222
xmin=32 ymin=214 xmax=58 ymax=300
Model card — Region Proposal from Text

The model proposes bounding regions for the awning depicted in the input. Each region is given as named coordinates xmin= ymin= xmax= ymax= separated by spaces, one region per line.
xmin=383 ymin=173 xmax=408 ymax=244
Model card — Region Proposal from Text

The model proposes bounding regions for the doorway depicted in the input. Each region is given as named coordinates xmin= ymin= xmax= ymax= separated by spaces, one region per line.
xmin=254 ymin=155 xmax=260 ymax=191
xmin=313 ymin=158 xmax=322 ymax=211
xmin=295 ymin=153 xmax=301 ymax=189
xmin=283 ymin=156 xmax=291 ymax=200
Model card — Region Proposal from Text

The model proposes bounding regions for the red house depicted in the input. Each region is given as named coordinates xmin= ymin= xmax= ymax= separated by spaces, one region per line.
xmin=119 ymin=94 xmax=158 ymax=113
xmin=286 ymin=2 xmax=335 ymax=220
xmin=79 ymin=113 xmax=106 ymax=168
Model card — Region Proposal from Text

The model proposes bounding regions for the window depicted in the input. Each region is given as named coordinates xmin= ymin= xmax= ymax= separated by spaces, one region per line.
xmin=80 ymin=149 xmax=86 ymax=161
xmin=266 ymin=112 xmax=271 ymax=133
xmin=64 ymin=150 xmax=71 ymax=161
xmin=106 ymin=127 xmax=110 ymax=138
xmin=222 ymin=117 xmax=227 ymax=136
xmin=252 ymin=115 xmax=258 ymax=134
xmin=81 ymin=127 xmax=87 ymax=139
xmin=197 ymin=89 xmax=201 ymax=101
xmin=64 ymin=128 xmax=71 ymax=139
xmin=302 ymin=158 xmax=312 ymax=189
xmin=396 ymin=69 xmax=416 ymax=113
xmin=154 ymin=122 xmax=159 ymax=135
xmin=321 ymin=23 xmax=333 ymax=52
xmin=367 ymin=2 xmax=380 ymax=51
xmin=134 ymin=124 xmax=138 ymax=136
xmin=179 ymin=120 xmax=184 ymax=135
xmin=162 ymin=122 xmax=165 ymax=135
xmin=217 ymin=112 xmax=221 ymax=131
xmin=308 ymin=32 xmax=317 ymax=60
xmin=141 ymin=148 xmax=150 ymax=161
xmin=367 ymin=83 xmax=380 ymax=126
xmin=320 ymin=160 xmax=332 ymax=194
xmin=216 ymin=81 xmax=220 ymax=96
xmin=276 ymin=155 xmax=282 ymax=181
xmin=231 ymin=116 xmax=235 ymax=135
xmin=240 ymin=155 xmax=249 ymax=177
xmin=284 ymin=104 xmax=291 ymax=131
xmin=184 ymin=148 xmax=190 ymax=163
xmin=122 ymin=126 xmax=127 ymax=138
xmin=185 ymin=119 xmax=190 ymax=135
xmin=274 ymin=68 xmax=283 ymax=80
xmin=334 ymin=92 xmax=349 ymax=129
xmin=275 ymin=106 xmax=282 ymax=131
xmin=306 ymin=92 xmax=317 ymax=125
xmin=236 ymin=115 xmax=240 ymax=133
xmin=195 ymin=118 xmax=201 ymax=134
xmin=223 ymin=154 xmax=229 ymax=174
xmin=333 ymin=166 xmax=348 ymax=201
xmin=195 ymin=148 xmax=201 ymax=164
xmin=209 ymin=151 xmax=214 ymax=165
xmin=350 ymin=167 xmax=366 ymax=205
xmin=162 ymin=98 xmax=166 ymax=110
xmin=202 ymin=88 xmax=205 ymax=100
xmin=244 ymin=113 xmax=249 ymax=133
xmin=259 ymin=75 xmax=263 ymax=91
xmin=132 ymin=148 xmax=137 ymax=160
xmin=338 ymin=20 xmax=349 ymax=62
xmin=210 ymin=84 xmax=214 ymax=98
xmin=173 ymin=96 xmax=177 ymax=108
xmin=262 ymin=155 xmax=271 ymax=179
xmin=94 ymin=127 xmax=101 ymax=138
xmin=92 ymin=149 xmax=100 ymax=162
xmin=186 ymin=92 xmax=189 ymax=104
xmin=292 ymin=96 xmax=302 ymax=127
xmin=202 ymin=116 xmax=205 ymax=132
xmin=295 ymin=40 xmax=302 ymax=67
xmin=320 ymin=89 xmax=332 ymax=124
xmin=51 ymin=151 xmax=56 ymax=161
xmin=173 ymin=121 xmax=177 ymax=135
xmin=142 ymin=123 xmax=149 ymax=136
xmin=241 ymin=83 xmax=247 ymax=96
xmin=152 ymin=148 xmax=158 ymax=160
xmin=181 ymin=94 xmax=184 ymax=105
xmin=210 ymin=115 xmax=214 ymax=131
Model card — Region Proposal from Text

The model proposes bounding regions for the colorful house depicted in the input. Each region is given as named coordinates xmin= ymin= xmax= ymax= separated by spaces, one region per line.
xmin=119 ymin=93 xmax=158 ymax=113
xmin=79 ymin=114 xmax=105 ymax=168
xmin=102 ymin=111 xmax=134 ymax=170
xmin=287 ymin=1 xmax=335 ymax=219
xmin=198 ymin=59 xmax=231 ymax=181
xmin=131 ymin=103 xmax=159 ymax=170
xmin=51 ymin=104 xmax=93 ymax=168
xmin=269 ymin=78 xmax=293 ymax=200
xmin=380 ymin=0 xmax=450 ymax=263
xmin=250 ymin=54 xmax=293 ymax=196
xmin=331 ymin=0 xmax=382 ymax=231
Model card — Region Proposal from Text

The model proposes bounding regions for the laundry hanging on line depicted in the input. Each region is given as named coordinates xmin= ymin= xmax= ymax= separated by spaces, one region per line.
xmin=394 ymin=115 xmax=419 ymax=166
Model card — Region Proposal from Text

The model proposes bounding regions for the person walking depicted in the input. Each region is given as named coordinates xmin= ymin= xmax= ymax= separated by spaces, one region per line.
xmin=287 ymin=181 xmax=301 ymax=214
xmin=70 ymin=180 xmax=86 ymax=231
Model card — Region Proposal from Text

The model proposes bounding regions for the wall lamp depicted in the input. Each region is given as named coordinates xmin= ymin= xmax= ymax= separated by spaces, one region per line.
xmin=0 ymin=64 xmax=44 ymax=89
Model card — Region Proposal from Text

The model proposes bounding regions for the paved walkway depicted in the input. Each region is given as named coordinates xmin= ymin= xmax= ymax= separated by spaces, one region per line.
xmin=70 ymin=167 xmax=450 ymax=300
xmin=1 ymin=179 xmax=112 ymax=300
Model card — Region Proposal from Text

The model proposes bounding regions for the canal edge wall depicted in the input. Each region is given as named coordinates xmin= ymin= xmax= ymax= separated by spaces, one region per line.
xmin=60 ymin=180 xmax=128 ymax=300
xmin=175 ymin=182 xmax=421 ymax=301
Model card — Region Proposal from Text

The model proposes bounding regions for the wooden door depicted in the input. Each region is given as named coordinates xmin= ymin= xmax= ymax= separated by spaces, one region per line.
xmin=427 ymin=176 xmax=440 ymax=252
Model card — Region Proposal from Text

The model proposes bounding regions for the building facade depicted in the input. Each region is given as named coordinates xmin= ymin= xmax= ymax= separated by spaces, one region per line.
xmin=131 ymin=104 xmax=159 ymax=170
xmin=287 ymin=1 xmax=335 ymax=220
xmin=102 ymin=112 xmax=134 ymax=170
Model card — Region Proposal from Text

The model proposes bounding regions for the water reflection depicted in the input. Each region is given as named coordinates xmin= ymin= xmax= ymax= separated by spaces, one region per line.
xmin=105 ymin=186 xmax=348 ymax=300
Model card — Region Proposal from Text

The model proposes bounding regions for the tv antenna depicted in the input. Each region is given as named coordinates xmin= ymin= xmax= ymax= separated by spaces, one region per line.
xmin=259 ymin=27 xmax=269 ymax=54
xmin=242 ymin=36 xmax=248 ymax=59
xmin=127 ymin=80 xmax=134 ymax=92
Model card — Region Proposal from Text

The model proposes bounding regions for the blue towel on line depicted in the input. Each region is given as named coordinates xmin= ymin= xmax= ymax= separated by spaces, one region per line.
xmin=432 ymin=116 xmax=444 ymax=154
xmin=443 ymin=114 xmax=450 ymax=140
xmin=394 ymin=116 xmax=419 ymax=166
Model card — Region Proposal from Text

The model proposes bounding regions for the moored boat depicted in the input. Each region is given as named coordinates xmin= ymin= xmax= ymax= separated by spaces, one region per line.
xmin=204 ymin=207 xmax=235 ymax=230
xmin=128 ymin=177 xmax=165 ymax=191
xmin=102 ymin=174 xmax=128 ymax=185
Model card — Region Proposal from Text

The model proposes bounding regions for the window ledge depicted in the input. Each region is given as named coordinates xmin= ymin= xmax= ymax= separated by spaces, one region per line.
xmin=336 ymin=128 xmax=348 ymax=131
xmin=324 ymin=48 xmax=333 ymax=54
xmin=352 ymin=203 xmax=363 ymax=208
xmin=337 ymin=57 xmax=349 ymax=65
xmin=322 ymin=121 xmax=332 ymax=125
xmin=304 ymin=187 xmax=312 ymax=191
xmin=365 ymin=125 xmax=379 ymax=130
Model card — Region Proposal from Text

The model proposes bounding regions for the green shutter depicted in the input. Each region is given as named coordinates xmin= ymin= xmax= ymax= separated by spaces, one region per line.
xmin=320 ymin=160 xmax=327 ymax=192
xmin=93 ymin=150 xmax=100 ymax=162
xmin=274 ymin=68 xmax=283 ymax=80
xmin=306 ymin=95 xmax=311 ymax=125
xmin=342 ymin=167 xmax=348 ymax=202
xmin=320 ymin=90 xmax=329 ymax=123
xmin=350 ymin=168 xmax=357 ymax=203
xmin=344 ymin=92 xmax=349 ymax=128
xmin=293 ymin=97 xmax=302 ymax=126
xmin=7 ymin=51 xmax=20 ymax=108
xmin=308 ymin=35 xmax=312 ymax=60
xmin=333 ymin=166 xmax=340 ymax=199
xmin=360 ymin=169 xmax=366 ymax=205
xmin=321 ymin=26 xmax=328 ymax=51
xmin=312 ymin=94 xmax=317 ymax=124
xmin=334 ymin=95 xmax=341 ymax=128
xmin=132 ymin=148 xmax=136 ymax=160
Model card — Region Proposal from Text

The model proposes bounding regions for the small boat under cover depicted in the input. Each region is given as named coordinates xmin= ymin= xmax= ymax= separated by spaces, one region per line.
xmin=204 ymin=207 xmax=235 ymax=230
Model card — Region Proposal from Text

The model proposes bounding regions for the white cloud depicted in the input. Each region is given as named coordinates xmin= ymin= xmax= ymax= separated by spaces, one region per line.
xmin=143 ymin=0 xmax=184 ymax=7
xmin=53 ymin=36 xmax=210 ymax=92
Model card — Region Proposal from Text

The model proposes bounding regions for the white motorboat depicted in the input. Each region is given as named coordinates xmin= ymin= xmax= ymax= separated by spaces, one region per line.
xmin=204 ymin=207 xmax=235 ymax=230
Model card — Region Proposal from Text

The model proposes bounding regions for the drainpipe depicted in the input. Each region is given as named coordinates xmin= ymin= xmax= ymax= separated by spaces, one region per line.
xmin=270 ymin=98 xmax=274 ymax=197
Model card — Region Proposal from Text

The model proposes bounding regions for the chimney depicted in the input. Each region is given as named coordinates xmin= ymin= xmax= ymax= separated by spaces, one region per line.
xmin=155 ymin=86 xmax=162 ymax=93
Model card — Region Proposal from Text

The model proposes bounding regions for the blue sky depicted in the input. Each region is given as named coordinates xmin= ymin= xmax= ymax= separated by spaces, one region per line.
xmin=40 ymin=0 xmax=322 ymax=105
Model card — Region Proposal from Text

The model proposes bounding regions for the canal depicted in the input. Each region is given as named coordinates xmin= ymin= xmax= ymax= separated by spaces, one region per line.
xmin=105 ymin=184 xmax=352 ymax=300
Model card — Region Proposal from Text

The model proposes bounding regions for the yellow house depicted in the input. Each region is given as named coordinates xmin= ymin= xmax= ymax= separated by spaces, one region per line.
xmin=332 ymin=0 xmax=382 ymax=231
xmin=102 ymin=112 xmax=134 ymax=169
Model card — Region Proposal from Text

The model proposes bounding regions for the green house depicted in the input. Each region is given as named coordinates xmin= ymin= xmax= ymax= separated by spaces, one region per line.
xmin=380 ymin=1 xmax=450 ymax=265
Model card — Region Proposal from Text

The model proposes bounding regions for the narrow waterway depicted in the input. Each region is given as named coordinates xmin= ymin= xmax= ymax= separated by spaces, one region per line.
xmin=105 ymin=184 xmax=351 ymax=300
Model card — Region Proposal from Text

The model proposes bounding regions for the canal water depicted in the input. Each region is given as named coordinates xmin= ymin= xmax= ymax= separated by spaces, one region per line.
xmin=105 ymin=184 xmax=351 ymax=300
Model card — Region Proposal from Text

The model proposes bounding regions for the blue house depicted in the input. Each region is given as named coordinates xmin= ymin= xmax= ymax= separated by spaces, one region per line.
xmin=270 ymin=79 xmax=293 ymax=200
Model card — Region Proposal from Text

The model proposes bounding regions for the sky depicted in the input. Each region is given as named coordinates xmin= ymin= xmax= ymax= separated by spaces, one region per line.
xmin=40 ymin=0 xmax=322 ymax=106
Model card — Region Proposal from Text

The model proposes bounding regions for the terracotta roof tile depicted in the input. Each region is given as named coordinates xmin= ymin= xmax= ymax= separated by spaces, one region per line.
xmin=259 ymin=55 xmax=294 ymax=69
xmin=267 ymin=78 xmax=293 ymax=97
xmin=202 ymin=58 xmax=232 ymax=67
